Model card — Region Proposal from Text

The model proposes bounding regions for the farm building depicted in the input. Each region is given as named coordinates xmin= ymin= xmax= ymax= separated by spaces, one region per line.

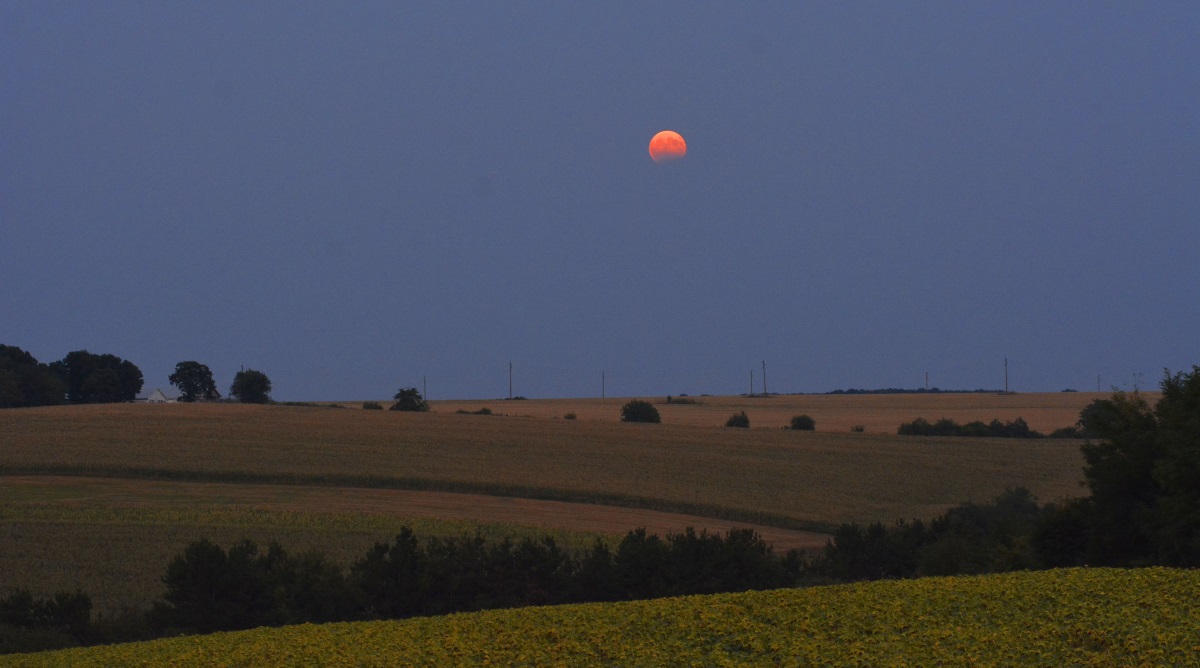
xmin=141 ymin=388 xmax=178 ymax=403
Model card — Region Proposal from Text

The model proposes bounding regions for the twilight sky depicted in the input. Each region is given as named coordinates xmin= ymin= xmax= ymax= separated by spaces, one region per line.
xmin=2 ymin=2 xmax=1197 ymax=401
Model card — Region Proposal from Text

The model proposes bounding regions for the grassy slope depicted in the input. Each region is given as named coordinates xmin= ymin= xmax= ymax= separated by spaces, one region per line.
xmin=5 ymin=568 xmax=1196 ymax=667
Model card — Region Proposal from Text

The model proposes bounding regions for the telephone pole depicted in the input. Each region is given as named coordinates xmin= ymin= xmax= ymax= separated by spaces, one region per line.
xmin=1004 ymin=357 xmax=1009 ymax=394
xmin=750 ymin=370 xmax=754 ymax=396
xmin=762 ymin=360 xmax=767 ymax=396
xmin=602 ymin=372 xmax=606 ymax=399
xmin=508 ymin=362 xmax=513 ymax=400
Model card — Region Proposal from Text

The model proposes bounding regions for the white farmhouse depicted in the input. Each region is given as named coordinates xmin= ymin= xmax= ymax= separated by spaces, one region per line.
xmin=142 ymin=388 xmax=178 ymax=403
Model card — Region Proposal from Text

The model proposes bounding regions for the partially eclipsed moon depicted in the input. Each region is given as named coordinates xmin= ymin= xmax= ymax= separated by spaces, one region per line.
xmin=649 ymin=130 xmax=686 ymax=162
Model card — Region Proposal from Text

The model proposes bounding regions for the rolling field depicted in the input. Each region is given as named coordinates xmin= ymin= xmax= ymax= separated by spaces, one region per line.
xmin=0 ymin=393 xmax=1098 ymax=616
xmin=430 ymin=391 xmax=1106 ymax=433
xmin=5 ymin=568 xmax=1196 ymax=667
xmin=0 ymin=398 xmax=1092 ymax=528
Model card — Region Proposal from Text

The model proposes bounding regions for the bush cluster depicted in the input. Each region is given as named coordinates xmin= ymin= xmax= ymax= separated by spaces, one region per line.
xmin=805 ymin=487 xmax=1045 ymax=581
xmin=0 ymin=590 xmax=92 ymax=654
xmin=455 ymin=407 xmax=492 ymax=415
xmin=143 ymin=527 xmax=791 ymax=638
xmin=620 ymin=400 xmax=660 ymax=423
xmin=898 ymin=416 xmax=1046 ymax=438
xmin=790 ymin=415 xmax=815 ymax=431
xmin=725 ymin=411 xmax=749 ymax=428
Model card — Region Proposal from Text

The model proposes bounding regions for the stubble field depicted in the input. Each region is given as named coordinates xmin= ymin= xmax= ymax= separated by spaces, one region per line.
xmin=0 ymin=392 xmax=1103 ymax=614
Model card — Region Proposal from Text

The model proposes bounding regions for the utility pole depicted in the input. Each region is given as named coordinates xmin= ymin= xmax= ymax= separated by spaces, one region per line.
xmin=508 ymin=362 xmax=513 ymax=400
xmin=750 ymin=370 xmax=754 ymax=396
xmin=423 ymin=375 xmax=427 ymax=400
xmin=602 ymin=372 xmax=606 ymax=399
xmin=762 ymin=360 xmax=767 ymax=396
xmin=925 ymin=371 xmax=929 ymax=391
xmin=1004 ymin=357 xmax=1009 ymax=394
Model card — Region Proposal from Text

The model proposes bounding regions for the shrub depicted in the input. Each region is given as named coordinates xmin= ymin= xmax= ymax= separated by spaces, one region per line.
xmin=790 ymin=415 xmax=815 ymax=431
xmin=456 ymin=407 xmax=493 ymax=416
xmin=725 ymin=412 xmax=749 ymax=428
xmin=563 ymin=412 xmax=577 ymax=420
xmin=620 ymin=400 xmax=661 ymax=424
xmin=850 ymin=425 xmax=865 ymax=433
xmin=362 ymin=401 xmax=383 ymax=410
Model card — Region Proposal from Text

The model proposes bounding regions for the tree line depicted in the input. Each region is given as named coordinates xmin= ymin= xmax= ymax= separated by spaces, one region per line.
xmin=2 ymin=526 xmax=795 ymax=652
xmin=811 ymin=366 xmax=1200 ymax=578
xmin=0 ymin=345 xmax=142 ymax=408
xmin=0 ymin=344 xmax=273 ymax=407
xmin=896 ymin=416 xmax=1086 ymax=438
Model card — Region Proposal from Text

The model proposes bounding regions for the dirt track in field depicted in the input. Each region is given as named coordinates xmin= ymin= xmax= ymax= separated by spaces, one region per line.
xmin=1 ymin=476 xmax=831 ymax=553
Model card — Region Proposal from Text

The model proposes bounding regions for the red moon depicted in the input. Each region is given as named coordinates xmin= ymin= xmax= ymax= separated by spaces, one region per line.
xmin=648 ymin=130 xmax=687 ymax=162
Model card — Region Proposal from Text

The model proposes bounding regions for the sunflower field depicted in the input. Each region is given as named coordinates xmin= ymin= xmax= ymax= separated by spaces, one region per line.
xmin=4 ymin=567 xmax=1198 ymax=667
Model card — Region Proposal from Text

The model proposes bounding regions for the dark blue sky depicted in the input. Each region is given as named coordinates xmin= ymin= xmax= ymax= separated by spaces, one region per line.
xmin=3 ymin=3 xmax=1197 ymax=400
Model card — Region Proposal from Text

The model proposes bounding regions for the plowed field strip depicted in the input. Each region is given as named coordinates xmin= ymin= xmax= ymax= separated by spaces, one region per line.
xmin=0 ymin=476 xmax=829 ymax=553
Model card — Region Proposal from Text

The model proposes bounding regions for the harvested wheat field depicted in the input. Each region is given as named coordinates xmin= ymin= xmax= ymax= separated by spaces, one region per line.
xmin=0 ymin=395 xmax=1097 ymax=616
xmin=0 ymin=400 xmax=1091 ymax=528
xmin=431 ymin=391 xmax=1114 ymax=433
xmin=0 ymin=476 xmax=825 ymax=553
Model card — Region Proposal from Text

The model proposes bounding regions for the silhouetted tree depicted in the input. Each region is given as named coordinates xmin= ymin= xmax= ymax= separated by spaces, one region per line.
xmin=390 ymin=388 xmax=429 ymax=412
xmin=168 ymin=361 xmax=220 ymax=402
xmin=0 ymin=345 xmax=66 ymax=408
xmin=620 ymin=400 xmax=660 ymax=423
xmin=230 ymin=369 xmax=272 ymax=404
xmin=49 ymin=350 xmax=142 ymax=404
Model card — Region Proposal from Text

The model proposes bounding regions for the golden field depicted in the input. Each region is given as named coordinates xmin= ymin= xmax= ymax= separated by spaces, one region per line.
xmin=431 ymin=391 xmax=1108 ymax=433
xmin=5 ymin=567 xmax=1196 ymax=667
xmin=0 ymin=393 xmax=1101 ymax=616
xmin=0 ymin=396 xmax=1095 ymax=528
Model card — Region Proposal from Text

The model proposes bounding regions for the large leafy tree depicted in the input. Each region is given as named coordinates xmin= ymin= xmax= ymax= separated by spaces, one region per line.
xmin=390 ymin=388 xmax=429 ymax=412
xmin=169 ymin=361 xmax=220 ymax=402
xmin=1077 ymin=389 xmax=1160 ymax=564
xmin=1148 ymin=366 xmax=1200 ymax=565
xmin=1078 ymin=366 xmax=1200 ymax=566
xmin=0 ymin=344 xmax=66 ymax=408
xmin=230 ymin=369 xmax=272 ymax=404
xmin=49 ymin=350 xmax=143 ymax=404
